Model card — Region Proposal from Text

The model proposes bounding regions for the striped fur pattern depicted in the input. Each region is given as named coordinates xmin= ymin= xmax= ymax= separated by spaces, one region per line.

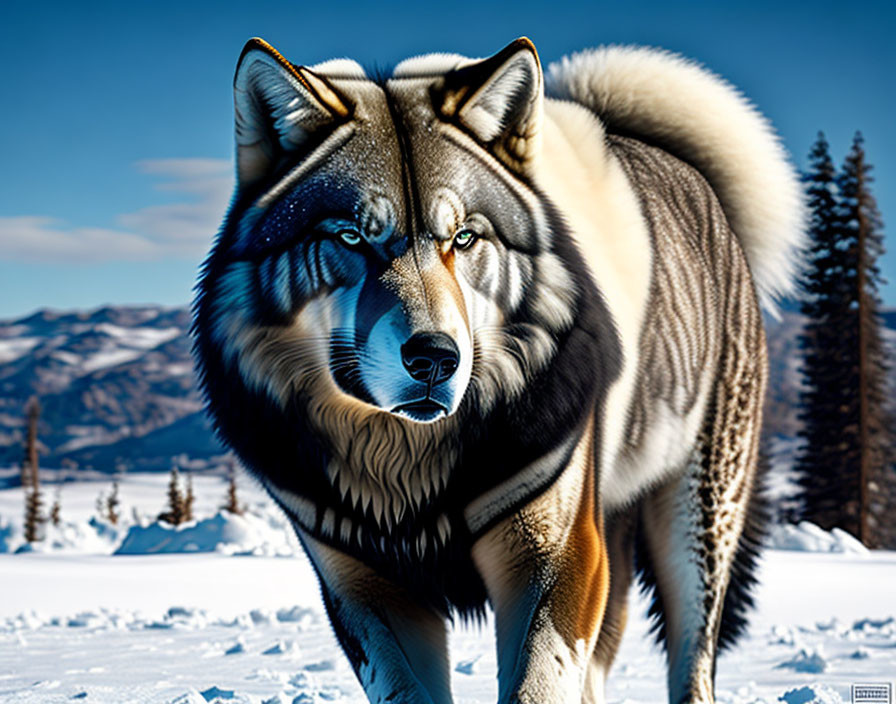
xmin=575 ymin=135 xmax=769 ymax=704
xmin=193 ymin=37 xmax=802 ymax=704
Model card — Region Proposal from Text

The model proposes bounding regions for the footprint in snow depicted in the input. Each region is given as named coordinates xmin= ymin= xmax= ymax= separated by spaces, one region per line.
xmin=200 ymin=685 xmax=236 ymax=700
xmin=262 ymin=640 xmax=300 ymax=656
xmin=304 ymin=660 xmax=335 ymax=672
xmin=260 ymin=696 xmax=289 ymax=704
xmin=225 ymin=641 xmax=246 ymax=655
xmin=778 ymin=684 xmax=843 ymax=704
xmin=775 ymin=648 xmax=828 ymax=674
xmin=167 ymin=690 xmax=207 ymax=704
xmin=455 ymin=655 xmax=482 ymax=675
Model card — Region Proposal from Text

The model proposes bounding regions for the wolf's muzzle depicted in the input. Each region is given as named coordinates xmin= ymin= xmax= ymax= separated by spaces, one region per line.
xmin=400 ymin=332 xmax=459 ymax=386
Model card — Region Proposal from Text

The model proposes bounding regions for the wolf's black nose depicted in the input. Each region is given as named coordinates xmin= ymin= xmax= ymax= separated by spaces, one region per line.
xmin=401 ymin=332 xmax=459 ymax=385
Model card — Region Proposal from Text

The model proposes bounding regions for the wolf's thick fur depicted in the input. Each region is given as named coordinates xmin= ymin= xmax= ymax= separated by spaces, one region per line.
xmin=193 ymin=37 xmax=804 ymax=704
xmin=547 ymin=46 xmax=805 ymax=312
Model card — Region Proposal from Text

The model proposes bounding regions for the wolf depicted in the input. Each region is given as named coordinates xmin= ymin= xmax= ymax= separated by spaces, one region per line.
xmin=192 ymin=36 xmax=804 ymax=704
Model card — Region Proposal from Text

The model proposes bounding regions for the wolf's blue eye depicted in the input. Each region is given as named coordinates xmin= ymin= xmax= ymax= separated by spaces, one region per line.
xmin=315 ymin=218 xmax=364 ymax=248
xmin=454 ymin=229 xmax=476 ymax=249
xmin=338 ymin=229 xmax=362 ymax=247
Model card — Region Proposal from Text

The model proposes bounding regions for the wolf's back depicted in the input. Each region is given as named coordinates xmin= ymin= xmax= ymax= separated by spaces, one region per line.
xmin=546 ymin=46 xmax=805 ymax=311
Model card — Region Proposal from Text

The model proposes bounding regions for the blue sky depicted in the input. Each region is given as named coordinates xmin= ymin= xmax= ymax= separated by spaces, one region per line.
xmin=1 ymin=0 xmax=894 ymax=317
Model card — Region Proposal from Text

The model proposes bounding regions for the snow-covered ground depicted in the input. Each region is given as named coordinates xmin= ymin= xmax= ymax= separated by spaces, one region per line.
xmin=0 ymin=472 xmax=894 ymax=703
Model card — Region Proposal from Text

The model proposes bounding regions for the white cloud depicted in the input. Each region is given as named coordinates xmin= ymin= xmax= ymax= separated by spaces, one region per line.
xmin=117 ymin=159 xmax=233 ymax=256
xmin=0 ymin=159 xmax=234 ymax=263
xmin=0 ymin=216 xmax=160 ymax=262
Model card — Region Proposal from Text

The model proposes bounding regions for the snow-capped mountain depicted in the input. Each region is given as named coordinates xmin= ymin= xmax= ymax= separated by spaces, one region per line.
xmin=0 ymin=303 xmax=893 ymax=479
xmin=0 ymin=305 xmax=223 ymax=474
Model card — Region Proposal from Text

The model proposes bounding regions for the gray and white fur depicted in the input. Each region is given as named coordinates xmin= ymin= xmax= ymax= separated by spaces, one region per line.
xmin=193 ymin=36 xmax=804 ymax=704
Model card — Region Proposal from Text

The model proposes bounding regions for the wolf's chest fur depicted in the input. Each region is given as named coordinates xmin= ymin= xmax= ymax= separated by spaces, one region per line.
xmin=264 ymin=344 xmax=603 ymax=615
xmin=264 ymin=407 xmax=483 ymax=613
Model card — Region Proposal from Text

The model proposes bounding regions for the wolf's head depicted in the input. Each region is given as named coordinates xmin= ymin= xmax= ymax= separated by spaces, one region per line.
xmin=196 ymin=38 xmax=577 ymax=426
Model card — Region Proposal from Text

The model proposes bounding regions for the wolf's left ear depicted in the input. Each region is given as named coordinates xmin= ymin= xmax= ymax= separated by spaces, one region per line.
xmin=435 ymin=37 xmax=543 ymax=174
xmin=233 ymin=38 xmax=351 ymax=190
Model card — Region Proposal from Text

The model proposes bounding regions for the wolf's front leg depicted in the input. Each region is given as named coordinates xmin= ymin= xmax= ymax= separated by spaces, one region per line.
xmin=298 ymin=529 xmax=452 ymax=704
xmin=471 ymin=425 xmax=609 ymax=703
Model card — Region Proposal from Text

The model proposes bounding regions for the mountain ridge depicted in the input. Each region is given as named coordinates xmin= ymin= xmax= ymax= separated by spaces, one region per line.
xmin=1 ymin=303 xmax=893 ymax=478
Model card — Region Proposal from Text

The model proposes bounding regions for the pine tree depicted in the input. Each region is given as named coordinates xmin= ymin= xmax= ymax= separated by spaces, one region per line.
xmin=159 ymin=466 xmax=185 ymax=526
xmin=838 ymin=133 xmax=895 ymax=548
xmin=105 ymin=481 xmax=121 ymax=525
xmin=50 ymin=488 xmax=62 ymax=527
xmin=22 ymin=397 xmax=43 ymax=543
xmin=223 ymin=457 xmax=243 ymax=515
xmin=796 ymin=133 xmax=853 ymax=530
xmin=796 ymin=133 xmax=895 ymax=548
xmin=183 ymin=474 xmax=195 ymax=522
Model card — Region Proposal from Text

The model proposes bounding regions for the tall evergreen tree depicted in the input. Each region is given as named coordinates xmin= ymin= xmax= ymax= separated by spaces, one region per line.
xmin=838 ymin=133 xmax=895 ymax=548
xmin=22 ymin=396 xmax=43 ymax=543
xmin=796 ymin=133 xmax=895 ymax=547
xmin=796 ymin=133 xmax=849 ymax=530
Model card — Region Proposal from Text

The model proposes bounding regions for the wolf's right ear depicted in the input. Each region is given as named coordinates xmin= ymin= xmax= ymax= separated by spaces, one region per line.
xmin=233 ymin=38 xmax=351 ymax=190
xmin=435 ymin=38 xmax=543 ymax=174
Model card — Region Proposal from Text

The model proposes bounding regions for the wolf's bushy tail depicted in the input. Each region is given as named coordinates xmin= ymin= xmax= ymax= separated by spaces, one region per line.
xmin=546 ymin=46 xmax=806 ymax=312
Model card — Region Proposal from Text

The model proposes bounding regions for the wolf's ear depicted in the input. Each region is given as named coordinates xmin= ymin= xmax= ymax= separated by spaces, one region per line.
xmin=233 ymin=38 xmax=351 ymax=190
xmin=435 ymin=37 xmax=543 ymax=173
